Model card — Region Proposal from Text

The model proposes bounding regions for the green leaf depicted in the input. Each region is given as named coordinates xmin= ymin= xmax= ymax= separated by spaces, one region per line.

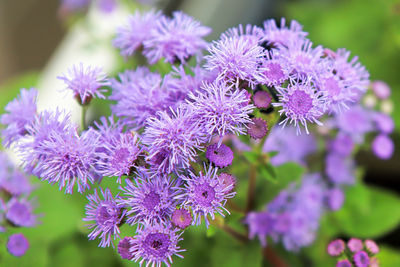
xmin=206 ymin=225 xmax=217 ymax=238
xmin=243 ymin=151 xmax=259 ymax=163
xmin=333 ymin=184 xmax=400 ymax=237
xmin=258 ymin=163 xmax=277 ymax=183
xmin=378 ymin=246 xmax=400 ymax=267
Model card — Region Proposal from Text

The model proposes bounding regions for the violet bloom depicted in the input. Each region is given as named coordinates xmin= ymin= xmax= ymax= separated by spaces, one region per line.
xmin=0 ymin=169 xmax=33 ymax=197
xmin=372 ymin=134 xmax=394 ymax=160
xmin=171 ymin=209 xmax=192 ymax=229
xmin=0 ymin=88 xmax=37 ymax=147
xmin=263 ymin=126 xmax=317 ymax=166
xmin=336 ymin=259 xmax=352 ymax=267
xmin=262 ymin=18 xmax=308 ymax=48
xmin=118 ymin=173 xmax=178 ymax=225
xmin=179 ymin=166 xmax=236 ymax=227
xmin=365 ymin=239 xmax=379 ymax=254
xmin=58 ymin=63 xmax=110 ymax=105
xmin=113 ymin=10 xmax=161 ymax=57
xmin=252 ymin=91 xmax=272 ymax=109
xmin=205 ymin=143 xmax=234 ymax=168
xmin=326 ymin=188 xmax=345 ymax=211
xmin=205 ymin=36 xmax=265 ymax=88
xmin=109 ymin=68 xmax=172 ymax=129
xmin=130 ymin=223 xmax=185 ymax=267
xmin=6 ymin=198 xmax=37 ymax=227
xmin=274 ymin=78 xmax=326 ymax=134
xmin=260 ymin=51 xmax=290 ymax=87
xmin=118 ymin=237 xmax=134 ymax=260
xmin=143 ymin=106 xmax=205 ymax=174
xmin=348 ymin=238 xmax=363 ymax=253
xmin=280 ymin=39 xmax=324 ymax=76
xmin=83 ymin=188 xmax=125 ymax=247
xmin=143 ymin=11 xmax=211 ymax=64
xmin=327 ymin=239 xmax=345 ymax=256
xmin=220 ymin=24 xmax=264 ymax=46
xmin=18 ymin=109 xmax=73 ymax=175
xmin=218 ymin=173 xmax=236 ymax=192
xmin=372 ymin=112 xmax=394 ymax=134
xmin=248 ymin=117 xmax=268 ymax=139
xmin=188 ymin=81 xmax=254 ymax=140
xmin=32 ymin=128 xmax=99 ymax=194
xmin=332 ymin=49 xmax=370 ymax=94
xmin=371 ymin=80 xmax=391 ymax=99
xmin=245 ymin=211 xmax=275 ymax=247
xmin=325 ymin=153 xmax=355 ymax=185
xmin=329 ymin=132 xmax=354 ymax=156
xmin=7 ymin=233 xmax=29 ymax=257
xmin=353 ymin=251 xmax=370 ymax=267
xmin=95 ymin=132 xmax=142 ymax=182
xmin=335 ymin=105 xmax=373 ymax=142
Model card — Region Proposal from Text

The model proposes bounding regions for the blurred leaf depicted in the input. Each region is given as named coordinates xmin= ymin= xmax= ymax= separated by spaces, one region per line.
xmin=378 ymin=246 xmax=400 ymax=267
xmin=333 ymin=184 xmax=400 ymax=238
xmin=243 ymin=151 xmax=259 ymax=163
xmin=206 ymin=225 xmax=217 ymax=238
xmin=258 ymin=163 xmax=277 ymax=183
xmin=0 ymin=72 xmax=39 ymax=109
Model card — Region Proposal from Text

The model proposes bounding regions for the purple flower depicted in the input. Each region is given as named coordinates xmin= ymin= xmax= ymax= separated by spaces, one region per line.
xmin=335 ymin=105 xmax=373 ymax=142
xmin=95 ymin=132 xmax=142 ymax=182
xmin=18 ymin=109 xmax=73 ymax=175
xmin=371 ymin=80 xmax=391 ymax=99
xmin=118 ymin=173 xmax=178 ymax=225
xmin=326 ymin=188 xmax=345 ymax=211
xmin=58 ymin=63 xmax=110 ymax=105
xmin=218 ymin=173 xmax=236 ymax=192
xmin=7 ymin=233 xmax=29 ymax=257
xmin=329 ymin=132 xmax=354 ymax=156
xmin=113 ymin=10 xmax=161 ymax=57
xmin=262 ymin=18 xmax=308 ymax=48
xmin=83 ymin=188 xmax=125 ymax=247
xmin=130 ymin=223 xmax=185 ymax=267
xmin=143 ymin=11 xmax=211 ymax=64
xmin=365 ymin=239 xmax=379 ymax=254
xmin=109 ymin=68 xmax=172 ymax=129
xmin=280 ymin=39 xmax=324 ymax=76
xmin=32 ymin=128 xmax=99 ymax=194
xmin=372 ymin=134 xmax=394 ymax=160
xmin=0 ymin=88 xmax=37 ymax=147
xmin=331 ymin=49 xmax=370 ymax=94
xmin=0 ymin=169 xmax=33 ymax=197
xmin=327 ymin=239 xmax=345 ymax=256
xmin=205 ymin=143 xmax=234 ymax=168
xmin=59 ymin=0 xmax=89 ymax=13
xmin=118 ymin=237 xmax=134 ymax=260
xmin=6 ymin=198 xmax=37 ymax=227
xmin=221 ymin=24 xmax=264 ymax=46
xmin=353 ymin=251 xmax=370 ymax=267
xmin=273 ymin=78 xmax=326 ymax=134
xmin=263 ymin=126 xmax=317 ymax=166
xmin=205 ymin=36 xmax=265 ymax=88
xmin=348 ymin=238 xmax=363 ymax=253
xmin=171 ymin=209 xmax=192 ymax=229
xmin=336 ymin=259 xmax=352 ymax=267
xmin=245 ymin=211 xmax=275 ymax=247
xmin=259 ymin=51 xmax=290 ymax=86
xmin=180 ymin=166 xmax=236 ymax=227
xmin=252 ymin=91 xmax=271 ymax=109
xmin=188 ymin=81 xmax=254 ymax=140
xmin=143 ymin=106 xmax=205 ymax=174
xmin=248 ymin=117 xmax=268 ymax=139
xmin=372 ymin=112 xmax=394 ymax=134
xmin=325 ymin=153 xmax=355 ymax=185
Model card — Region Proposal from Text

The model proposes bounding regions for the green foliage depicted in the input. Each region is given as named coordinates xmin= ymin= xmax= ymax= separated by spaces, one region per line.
xmin=333 ymin=184 xmax=400 ymax=238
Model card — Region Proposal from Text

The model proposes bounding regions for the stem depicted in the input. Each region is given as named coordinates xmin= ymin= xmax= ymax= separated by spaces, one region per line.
xmin=81 ymin=105 xmax=88 ymax=131
xmin=245 ymin=164 xmax=257 ymax=213
xmin=210 ymin=219 xmax=248 ymax=243
xmin=263 ymin=246 xmax=288 ymax=267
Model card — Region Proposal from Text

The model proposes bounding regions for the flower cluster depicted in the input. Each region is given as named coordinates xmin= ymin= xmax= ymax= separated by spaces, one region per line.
xmin=1 ymin=7 xmax=395 ymax=267
xmin=327 ymin=238 xmax=380 ymax=267
xmin=0 ymin=152 xmax=39 ymax=257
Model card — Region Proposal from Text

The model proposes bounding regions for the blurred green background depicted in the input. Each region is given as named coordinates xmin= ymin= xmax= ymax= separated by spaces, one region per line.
xmin=1 ymin=0 xmax=399 ymax=266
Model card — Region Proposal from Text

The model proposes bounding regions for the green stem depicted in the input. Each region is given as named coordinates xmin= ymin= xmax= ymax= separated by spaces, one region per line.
xmin=245 ymin=164 xmax=257 ymax=213
xmin=81 ymin=105 xmax=88 ymax=131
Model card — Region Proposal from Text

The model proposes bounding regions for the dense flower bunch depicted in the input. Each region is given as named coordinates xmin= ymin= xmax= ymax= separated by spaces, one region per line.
xmin=327 ymin=238 xmax=380 ymax=267
xmin=1 ymin=7 xmax=395 ymax=266
xmin=0 ymin=152 xmax=39 ymax=257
